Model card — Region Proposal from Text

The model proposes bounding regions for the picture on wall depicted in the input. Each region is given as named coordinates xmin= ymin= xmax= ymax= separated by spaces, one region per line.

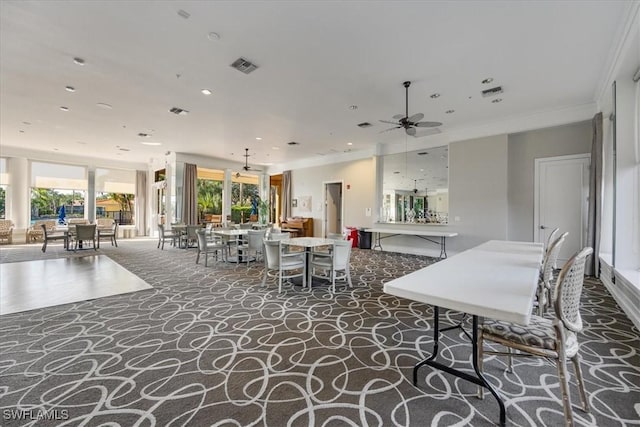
xmin=299 ymin=196 xmax=311 ymax=212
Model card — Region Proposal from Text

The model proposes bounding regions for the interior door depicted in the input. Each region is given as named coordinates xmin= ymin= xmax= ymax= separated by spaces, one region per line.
xmin=535 ymin=154 xmax=590 ymax=264
xmin=324 ymin=183 xmax=342 ymax=236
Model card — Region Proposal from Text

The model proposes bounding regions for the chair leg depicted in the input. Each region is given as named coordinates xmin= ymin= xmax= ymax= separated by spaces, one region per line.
xmin=507 ymin=348 xmax=513 ymax=373
xmin=204 ymin=252 xmax=208 ymax=267
xmin=347 ymin=264 xmax=353 ymax=288
xmin=196 ymin=250 xmax=201 ymax=264
xmin=571 ymin=354 xmax=590 ymax=413
xmin=278 ymin=268 xmax=283 ymax=293
xmin=555 ymin=332 xmax=575 ymax=426
xmin=262 ymin=269 xmax=268 ymax=287
xmin=158 ymin=238 xmax=161 ymax=249
xmin=478 ymin=329 xmax=485 ymax=399
xmin=41 ymin=240 xmax=47 ymax=253
xmin=331 ymin=268 xmax=336 ymax=293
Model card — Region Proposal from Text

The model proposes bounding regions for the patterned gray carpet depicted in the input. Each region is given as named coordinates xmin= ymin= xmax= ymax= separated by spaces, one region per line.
xmin=0 ymin=239 xmax=639 ymax=426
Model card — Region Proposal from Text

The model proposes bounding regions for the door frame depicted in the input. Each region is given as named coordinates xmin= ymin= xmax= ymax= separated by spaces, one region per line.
xmin=533 ymin=153 xmax=591 ymax=245
xmin=322 ymin=180 xmax=344 ymax=238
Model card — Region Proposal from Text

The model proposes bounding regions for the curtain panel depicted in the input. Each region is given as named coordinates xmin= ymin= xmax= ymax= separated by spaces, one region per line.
xmin=586 ymin=112 xmax=603 ymax=277
xmin=282 ymin=170 xmax=292 ymax=221
xmin=182 ymin=163 xmax=198 ymax=225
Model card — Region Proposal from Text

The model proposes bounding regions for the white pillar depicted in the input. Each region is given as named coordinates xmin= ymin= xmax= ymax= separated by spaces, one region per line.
xmin=7 ymin=157 xmax=29 ymax=236
xmin=223 ymin=169 xmax=232 ymax=225
xmin=87 ymin=167 xmax=96 ymax=223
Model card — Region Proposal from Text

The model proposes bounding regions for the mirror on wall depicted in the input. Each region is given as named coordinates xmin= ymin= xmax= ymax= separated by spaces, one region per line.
xmin=381 ymin=145 xmax=449 ymax=224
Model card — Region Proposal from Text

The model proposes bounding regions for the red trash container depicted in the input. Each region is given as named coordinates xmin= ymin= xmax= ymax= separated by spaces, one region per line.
xmin=344 ymin=226 xmax=358 ymax=248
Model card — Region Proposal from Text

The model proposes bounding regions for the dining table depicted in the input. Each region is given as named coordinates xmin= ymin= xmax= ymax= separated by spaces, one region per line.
xmin=383 ymin=240 xmax=544 ymax=426
xmin=213 ymin=228 xmax=250 ymax=262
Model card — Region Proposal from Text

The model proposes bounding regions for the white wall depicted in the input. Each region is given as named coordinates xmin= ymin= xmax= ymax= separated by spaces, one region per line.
xmin=290 ymin=158 xmax=375 ymax=237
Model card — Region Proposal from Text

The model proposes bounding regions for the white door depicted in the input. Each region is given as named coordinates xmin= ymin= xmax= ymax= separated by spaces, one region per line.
xmin=534 ymin=154 xmax=590 ymax=264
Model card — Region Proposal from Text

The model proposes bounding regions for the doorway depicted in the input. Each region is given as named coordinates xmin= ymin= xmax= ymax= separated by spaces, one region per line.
xmin=324 ymin=182 xmax=343 ymax=237
xmin=534 ymin=154 xmax=590 ymax=264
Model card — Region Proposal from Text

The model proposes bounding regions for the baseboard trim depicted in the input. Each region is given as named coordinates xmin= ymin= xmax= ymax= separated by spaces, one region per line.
xmin=600 ymin=258 xmax=640 ymax=331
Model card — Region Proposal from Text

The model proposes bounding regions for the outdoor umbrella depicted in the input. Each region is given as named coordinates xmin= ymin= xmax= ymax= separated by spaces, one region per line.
xmin=58 ymin=205 xmax=66 ymax=224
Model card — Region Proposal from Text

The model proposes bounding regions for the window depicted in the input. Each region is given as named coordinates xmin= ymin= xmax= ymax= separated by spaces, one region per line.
xmin=231 ymin=172 xmax=259 ymax=223
xmin=30 ymin=162 xmax=87 ymax=223
xmin=197 ymin=168 xmax=224 ymax=222
xmin=95 ymin=168 xmax=136 ymax=225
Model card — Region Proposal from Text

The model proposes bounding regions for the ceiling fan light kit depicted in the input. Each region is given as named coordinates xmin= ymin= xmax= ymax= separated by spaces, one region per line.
xmin=379 ymin=81 xmax=442 ymax=137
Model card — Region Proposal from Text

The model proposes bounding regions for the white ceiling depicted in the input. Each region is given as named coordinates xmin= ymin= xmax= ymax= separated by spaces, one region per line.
xmin=0 ymin=0 xmax=631 ymax=169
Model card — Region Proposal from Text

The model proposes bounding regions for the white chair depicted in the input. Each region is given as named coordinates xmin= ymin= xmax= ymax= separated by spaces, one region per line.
xmin=309 ymin=239 xmax=353 ymax=292
xmin=268 ymin=232 xmax=290 ymax=241
xmin=40 ymin=223 xmax=68 ymax=252
xmin=537 ymin=232 xmax=568 ymax=316
xmin=262 ymin=240 xmax=306 ymax=293
xmin=327 ymin=232 xmax=345 ymax=240
xmin=195 ymin=229 xmax=226 ymax=267
xmin=478 ymin=247 xmax=593 ymax=426
xmin=97 ymin=219 xmax=118 ymax=248
xmin=245 ymin=229 xmax=266 ymax=267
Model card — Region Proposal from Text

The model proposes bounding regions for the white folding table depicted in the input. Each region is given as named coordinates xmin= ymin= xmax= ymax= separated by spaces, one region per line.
xmin=383 ymin=240 xmax=544 ymax=426
xmin=365 ymin=227 xmax=458 ymax=258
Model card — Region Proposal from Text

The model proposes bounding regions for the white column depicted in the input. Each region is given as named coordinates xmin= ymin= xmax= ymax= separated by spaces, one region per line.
xmin=223 ymin=169 xmax=232 ymax=225
xmin=7 ymin=157 xmax=29 ymax=236
xmin=87 ymin=167 xmax=96 ymax=223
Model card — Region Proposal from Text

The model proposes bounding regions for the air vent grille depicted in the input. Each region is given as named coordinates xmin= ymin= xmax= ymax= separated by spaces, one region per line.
xmin=287 ymin=141 xmax=300 ymax=146
xmin=481 ymin=86 xmax=503 ymax=97
xmin=357 ymin=122 xmax=372 ymax=128
xmin=230 ymin=57 xmax=259 ymax=74
xmin=169 ymin=107 xmax=189 ymax=115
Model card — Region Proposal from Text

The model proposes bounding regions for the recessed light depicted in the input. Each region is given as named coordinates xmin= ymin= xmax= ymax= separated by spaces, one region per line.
xmin=207 ymin=32 xmax=220 ymax=41
xmin=73 ymin=57 xmax=85 ymax=66
xmin=482 ymin=78 xmax=493 ymax=84
xmin=201 ymin=89 xmax=212 ymax=95
xmin=445 ymin=110 xmax=455 ymax=114
xmin=347 ymin=142 xmax=353 ymax=146
xmin=141 ymin=142 xmax=162 ymax=146
xmin=420 ymin=168 xmax=424 ymax=172
xmin=349 ymin=105 xmax=358 ymax=110
xmin=65 ymin=86 xmax=75 ymax=92
xmin=430 ymin=93 xmax=440 ymax=99
xmin=60 ymin=106 xmax=69 ymax=111
xmin=96 ymin=103 xmax=113 ymax=109
xmin=272 ymin=146 xmax=280 ymax=150
xmin=255 ymin=137 xmax=262 ymax=140
xmin=491 ymin=98 xmax=503 ymax=103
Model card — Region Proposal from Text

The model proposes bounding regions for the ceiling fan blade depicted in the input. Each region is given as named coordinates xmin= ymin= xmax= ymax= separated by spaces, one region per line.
xmin=411 ymin=128 xmax=442 ymax=138
xmin=407 ymin=113 xmax=424 ymax=123
xmin=405 ymin=127 xmax=417 ymax=136
xmin=415 ymin=121 xmax=443 ymax=128
xmin=379 ymin=119 xmax=401 ymax=125
xmin=392 ymin=114 xmax=405 ymax=120
xmin=379 ymin=126 xmax=401 ymax=133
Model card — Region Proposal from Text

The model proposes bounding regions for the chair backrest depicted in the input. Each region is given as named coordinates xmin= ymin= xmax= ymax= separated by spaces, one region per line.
xmin=68 ymin=218 xmax=90 ymax=226
xmin=247 ymin=229 xmax=266 ymax=250
xmin=239 ymin=223 xmax=253 ymax=230
xmin=34 ymin=220 xmax=57 ymax=233
xmin=40 ymin=223 xmax=51 ymax=238
xmin=541 ymin=232 xmax=568 ymax=285
xmin=96 ymin=218 xmax=114 ymax=228
xmin=205 ymin=223 xmax=213 ymax=232
xmin=545 ymin=227 xmax=560 ymax=254
xmin=158 ymin=223 xmax=168 ymax=237
xmin=332 ymin=240 xmax=352 ymax=269
xmin=0 ymin=219 xmax=13 ymax=231
xmin=196 ymin=229 xmax=208 ymax=250
xmin=269 ymin=232 xmax=290 ymax=241
xmin=75 ymin=224 xmax=96 ymax=240
xmin=186 ymin=225 xmax=200 ymax=239
xmin=553 ymin=246 xmax=593 ymax=333
xmin=263 ymin=240 xmax=282 ymax=268
xmin=327 ymin=232 xmax=344 ymax=240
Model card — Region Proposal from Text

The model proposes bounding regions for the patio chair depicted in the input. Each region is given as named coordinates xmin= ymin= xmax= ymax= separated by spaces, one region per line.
xmin=97 ymin=219 xmax=118 ymax=248
xmin=537 ymin=232 xmax=568 ymax=316
xmin=41 ymin=223 xmax=68 ymax=252
xmin=478 ymin=247 xmax=593 ymax=426
xmin=262 ymin=239 xmax=306 ymax=293
xmin=0 ymin=219 xmax=14 ymax=244
xmin=157 ymin=223 xmax=178 ymax=249
xmin=308 ymin=239 xmax=353 ymax=292
xmin=28 ymin=220 xmax=57 ymax=242
xmin=245 ymin=229 xmax=267 ymax=267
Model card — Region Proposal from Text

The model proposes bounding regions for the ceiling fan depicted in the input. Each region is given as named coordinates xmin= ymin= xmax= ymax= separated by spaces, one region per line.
xmin=380 ymin=81 xmax=442 ymax=137
xmin=235 ymin=148 xmax=261 ymax=178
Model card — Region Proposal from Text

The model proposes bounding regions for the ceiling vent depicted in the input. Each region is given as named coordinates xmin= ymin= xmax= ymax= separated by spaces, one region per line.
xmin=230 ymin=57 xmax=259 ymax=74
xmin=357 ymin=122 xmax=372 ymax=128
xmin=169 ymin=107 xmax=189 ymax=115
xmin=287 ymin=141 xmax=300 ymax=146
xmin=481 ymin=86 xmax=503 ymax=98
xmin=177 ymin=9 xmax=190 ymax=19
xmin=138 ymin=132 xmax=150 ymax=138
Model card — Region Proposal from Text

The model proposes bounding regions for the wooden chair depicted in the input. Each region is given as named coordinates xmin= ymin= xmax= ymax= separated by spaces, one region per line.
xmin=478 ymin=247 xmax=593 ymax=426
xmin=41 ymin=223 xmax=68 ymax=252
xmin=0 ymin=219 xmax=14 ymax=244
